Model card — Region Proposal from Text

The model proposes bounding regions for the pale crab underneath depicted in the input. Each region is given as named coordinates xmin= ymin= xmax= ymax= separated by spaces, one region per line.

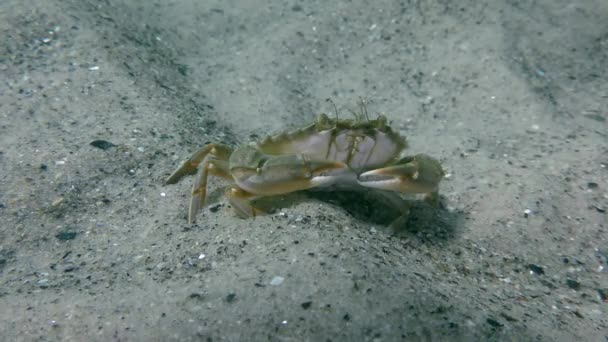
xmin=166 ymin=111 xmax=445 ymax=227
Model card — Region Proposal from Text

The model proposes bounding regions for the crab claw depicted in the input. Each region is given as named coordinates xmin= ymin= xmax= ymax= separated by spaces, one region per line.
xmin=357 ymin=154 xmax=444 ymax=194
xmin=231 ymin=151 xmax=350 ymax=196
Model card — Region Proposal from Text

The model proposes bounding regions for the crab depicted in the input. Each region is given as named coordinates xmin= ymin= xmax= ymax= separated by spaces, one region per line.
xmin=166 ymin=110 xmax=445 ymax=226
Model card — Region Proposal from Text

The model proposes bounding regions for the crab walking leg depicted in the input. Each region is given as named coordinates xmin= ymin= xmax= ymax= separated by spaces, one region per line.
xmin=224 ymin=186 xmax=266 ymax=218
xmin=166 ymin=143 xmax=233 ymax=184
xmin=189 ymin=159 xmax=232 ymax=223
xmin=372 ymin=190 xmax=412 ymax=230
xmin=424 ymin=190 xmax=441 ymax=207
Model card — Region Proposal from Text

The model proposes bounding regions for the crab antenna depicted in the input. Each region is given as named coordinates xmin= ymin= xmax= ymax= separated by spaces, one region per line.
xmin=325 ymin=98 xmax=339 ymax=121
xmin=359 ymin=96 xmax=370 ymax=121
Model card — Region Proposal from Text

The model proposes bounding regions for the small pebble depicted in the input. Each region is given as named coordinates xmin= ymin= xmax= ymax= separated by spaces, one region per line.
xmin=270 ymin=276 xmax=284 ymax=286
xmin=486 ymin=317 xmax=503 ymax=328
xmin=566 ymin=278 xmax=581 ymax=290
xmin=55 ymin=231 xmax=77 ymax=241
xmin=51 ymin=197 xmax=64 ymax=207
xmin=198 ymin=254 xmax=205 ymax=260
xmin=209 ymin=204 xmax=222 ymax=213
xmin=528 ymin=264 xmax=545 ymax=275
xmin=90 ymin=140 xmax=115 ymax=150
xmin=598 ymin=288 xmax=607 ymax=302
xmin=523 ymin=209 xmax=531 ymax=218
xmin=226 ymin=293 xmax=236 ymax=303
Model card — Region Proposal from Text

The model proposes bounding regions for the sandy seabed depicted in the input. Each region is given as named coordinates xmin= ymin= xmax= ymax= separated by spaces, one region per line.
xmin=0 ymin=0 xmax=607 ymax=341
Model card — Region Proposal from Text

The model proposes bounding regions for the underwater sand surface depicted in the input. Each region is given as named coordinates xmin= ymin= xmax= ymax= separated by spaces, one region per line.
xmin=0 ymin=0 xmax=607 ymax=340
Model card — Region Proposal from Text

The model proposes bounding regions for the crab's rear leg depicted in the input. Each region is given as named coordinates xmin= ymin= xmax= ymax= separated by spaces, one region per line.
xmin=166 ymin=143 xmax=233 ymax=184
xmin=189 ymin=159 xmax=233 ymax=223
xmin=358 ymin=154 xmax=444 ymax=229
xmin=367 ymin=190 xmax=410 ymax=231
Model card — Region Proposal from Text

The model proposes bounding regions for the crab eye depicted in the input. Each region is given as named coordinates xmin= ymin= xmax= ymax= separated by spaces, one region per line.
xmin=257 ymin=158 xmax=267 ymax=169
xmin=376 ymin=115 xmax=387 ymax=130
xmin=317 ymin=113 xmax=329 ymax=124
xmin=316 ymin=113 xmax=333 ymax=130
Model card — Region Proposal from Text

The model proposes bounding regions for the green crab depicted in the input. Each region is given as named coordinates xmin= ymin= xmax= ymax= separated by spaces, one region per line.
xmin=166 ymin=111 xmax=444 ymax=225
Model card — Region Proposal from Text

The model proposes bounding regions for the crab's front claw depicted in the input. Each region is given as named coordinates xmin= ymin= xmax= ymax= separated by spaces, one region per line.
xmin=231 ymin=152 xmax=350 ymax=196
xmin=357 ymin=154 xmax=444 ymax=195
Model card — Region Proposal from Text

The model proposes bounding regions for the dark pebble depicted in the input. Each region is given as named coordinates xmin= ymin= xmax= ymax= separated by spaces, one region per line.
xmin=189 ymin=293 xmax=204 ymax=299
xmin=40 ymin=164 xmax=48 ymax=171
xmin=343 ymin=314 xmax=350 ymax=321
xmin=55 ymin=231 xmax=78 ymax=241
xmin=587 ymin=182 xmax=598 ymax=189
xmin=528 ymin=264 xmax=545 ymax=275
xmin=301 ymin=301 xmax=312 ymax=309
xmin=566 ymin=278 xmax=581 ymax=290
xmin=226 ymin=293 xmax=236 ymax=303
xmin=500 ymin=312 xmax=518 ymax=322
xmin=209 ymin=204 xmax=222 ymax=213
xmin=90 ymin=140 xmax=116 ymax=150
xmin=598 ymin=288 xmax=607 ymax=302
xmin=584 ymin=113 xmax=605 ymax=122
xmin=486 ymin=317 xmax=503 ymax=328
